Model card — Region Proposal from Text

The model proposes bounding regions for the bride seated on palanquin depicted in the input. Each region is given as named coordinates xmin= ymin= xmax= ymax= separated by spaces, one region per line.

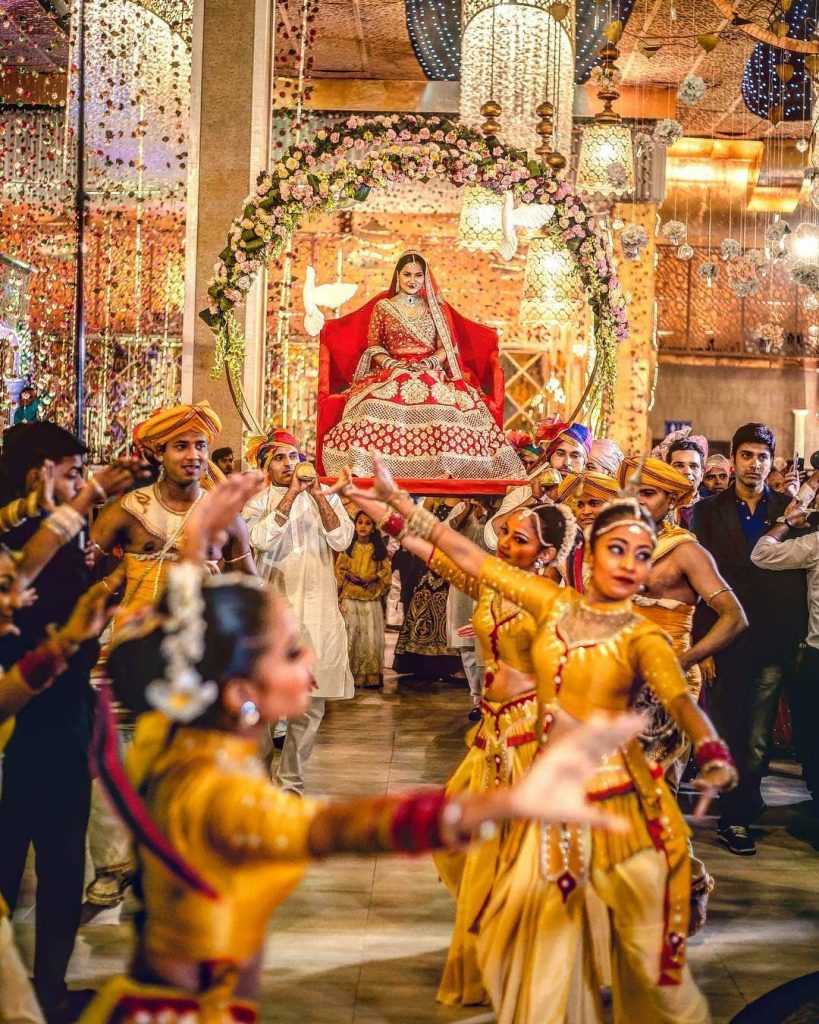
xmin=318 ymin=251 xmax=523 ymax=481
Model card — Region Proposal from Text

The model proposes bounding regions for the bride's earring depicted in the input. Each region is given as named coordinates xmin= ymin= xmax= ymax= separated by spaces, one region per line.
xmin=240 ymin=700 xmax=260 ymax=726
xmin=533 ymin=557 xmax=545 ymax=575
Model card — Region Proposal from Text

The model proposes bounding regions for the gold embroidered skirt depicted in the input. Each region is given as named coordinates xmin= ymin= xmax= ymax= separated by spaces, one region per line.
xmin=433 ymin=691 xmax=538 ymax=1008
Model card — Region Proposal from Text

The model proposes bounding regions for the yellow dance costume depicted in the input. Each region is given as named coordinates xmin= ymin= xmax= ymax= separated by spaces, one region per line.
xmin=81 ymin=712 xmax=462 ymax=1024
xmin=428 ymin=551 xmax=538 ymax=1008
xmin=472 ymin=557 xmax=710 ymax=1024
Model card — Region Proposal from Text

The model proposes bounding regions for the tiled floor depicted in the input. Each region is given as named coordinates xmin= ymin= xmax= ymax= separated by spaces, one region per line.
xmin=13 ymin=638 xmax=819 ymax=1023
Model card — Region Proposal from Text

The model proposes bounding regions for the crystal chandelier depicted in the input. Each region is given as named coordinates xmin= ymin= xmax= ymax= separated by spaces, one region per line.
xmin=460 ymin=0 xmax=576 ymax=156
xmin=519 ymin=234 xmax=582 ymax=325
xmin=457 ymin=185 xmax=506 ymax=253
xmin=575 ymin=39 xmax=635 ymax=199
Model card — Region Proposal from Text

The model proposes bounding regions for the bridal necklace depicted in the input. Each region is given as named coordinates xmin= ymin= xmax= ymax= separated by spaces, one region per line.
xmin=396 ymin=291 xmax=422 ymax=310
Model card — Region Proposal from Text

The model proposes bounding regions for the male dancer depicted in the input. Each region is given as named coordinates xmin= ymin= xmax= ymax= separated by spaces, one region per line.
xmin=85 ymin=401 xmax=255 ymax=908
xmin=242 ymin=429 xmax=353 ymax=794
xmin=620 ymin=455 xmax=747 ymax=929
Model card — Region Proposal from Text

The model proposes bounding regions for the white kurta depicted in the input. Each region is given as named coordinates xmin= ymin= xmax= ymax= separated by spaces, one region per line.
xmin=243 ymin=485 xmax=355 ymax=700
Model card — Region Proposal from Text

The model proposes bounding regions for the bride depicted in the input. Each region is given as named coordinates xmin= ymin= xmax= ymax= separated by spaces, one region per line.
xmin=321 ymin=251 xmax=523 ymax=480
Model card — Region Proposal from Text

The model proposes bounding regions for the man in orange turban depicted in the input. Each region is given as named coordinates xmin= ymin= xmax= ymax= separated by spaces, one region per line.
xmin=133 ymin=400 xmax=222 ymax=461
xmin=618 ymin=454 xmax=746 ymax=933
xmin=619 ymin=455 xmax=695 ymax=513
xmin=85 ymin=401 xmax=256 ymax=910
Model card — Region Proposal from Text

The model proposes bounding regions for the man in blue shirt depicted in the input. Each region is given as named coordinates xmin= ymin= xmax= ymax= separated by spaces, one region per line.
xmin=692 ymin=423 xmax=806 ymax=856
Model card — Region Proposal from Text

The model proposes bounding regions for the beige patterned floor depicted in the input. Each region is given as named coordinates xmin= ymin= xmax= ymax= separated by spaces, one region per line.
xmin=13 ymin=636 xmax=819 ymax=1023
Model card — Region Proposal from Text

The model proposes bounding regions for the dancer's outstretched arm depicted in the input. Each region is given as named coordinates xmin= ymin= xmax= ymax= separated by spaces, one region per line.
xmin=333 ymin=454 xmax=490 ymax=580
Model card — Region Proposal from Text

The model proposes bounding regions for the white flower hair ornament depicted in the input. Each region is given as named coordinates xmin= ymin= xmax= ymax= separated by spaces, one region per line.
xmin=145 ymin=562 xmax=219 ymax=723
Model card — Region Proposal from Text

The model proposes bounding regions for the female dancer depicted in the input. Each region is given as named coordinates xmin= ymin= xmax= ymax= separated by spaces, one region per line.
xmin=0 ymin=458 xmax=146 ymax=1024
xmin=426 ymin=503 xmax=576 ymax=1006
xmin=80 ymin=474 xmax=639 ymax=1024
xmin=337 ymin=454 xmax=737 ymax=1024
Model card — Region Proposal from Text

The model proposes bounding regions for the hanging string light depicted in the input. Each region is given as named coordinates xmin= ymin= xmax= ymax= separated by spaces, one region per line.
xmin=575 ymin=35 xmax=636 ymax=199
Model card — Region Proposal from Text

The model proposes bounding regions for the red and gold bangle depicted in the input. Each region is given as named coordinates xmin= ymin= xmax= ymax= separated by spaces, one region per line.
xmin=16 ymin=639 xmax=69 ymax=693
xmin=694 ymin=737 xmax=738 ymax=786
xmin=389 ymin=789 xmax=448 ymax=853
xmin=376 ymin=509 xmax=407 ymax=540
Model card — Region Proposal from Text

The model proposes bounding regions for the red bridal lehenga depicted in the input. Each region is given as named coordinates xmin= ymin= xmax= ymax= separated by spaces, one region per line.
xmin=322 ymin=256 xmax=523 ymax=480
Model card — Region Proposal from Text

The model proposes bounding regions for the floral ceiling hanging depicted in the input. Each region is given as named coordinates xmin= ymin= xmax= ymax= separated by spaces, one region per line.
xmin=459 ymin=0 xmax=575 ymax=157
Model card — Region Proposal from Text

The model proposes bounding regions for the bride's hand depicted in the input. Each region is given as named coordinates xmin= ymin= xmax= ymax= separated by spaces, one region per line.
xmin=506 ymin=711 xmax=643 ymax=830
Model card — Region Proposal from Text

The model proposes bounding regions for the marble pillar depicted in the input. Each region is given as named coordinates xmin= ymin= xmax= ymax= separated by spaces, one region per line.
xmin=182 ymin=0 xmax=274 ymax=453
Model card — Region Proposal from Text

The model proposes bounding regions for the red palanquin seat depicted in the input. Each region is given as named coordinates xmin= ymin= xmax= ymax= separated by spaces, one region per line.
xmin=316 ymin=303 xmax=505 ymax=475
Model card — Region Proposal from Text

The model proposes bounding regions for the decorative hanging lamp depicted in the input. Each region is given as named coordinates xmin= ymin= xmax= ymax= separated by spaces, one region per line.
xmin=575 ymin=39 xmax=635 ymax=199
xmin=457 ymin=185 xmax=507 ymax=252
xmin=457 ymin=100 xmax=508 ymax=252
xmin=519 ymin=234 xmax=582 ymax=325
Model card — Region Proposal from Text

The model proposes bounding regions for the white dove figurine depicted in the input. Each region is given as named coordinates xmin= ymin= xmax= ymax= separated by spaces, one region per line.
xmin=302 ymin=265 xmax=359 ymax=337
xmin=499 ymin=192 xmax=557 ymax=261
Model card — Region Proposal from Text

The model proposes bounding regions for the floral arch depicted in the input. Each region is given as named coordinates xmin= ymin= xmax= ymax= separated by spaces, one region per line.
xmin=200 ymin=114 xmax=629 ymax=424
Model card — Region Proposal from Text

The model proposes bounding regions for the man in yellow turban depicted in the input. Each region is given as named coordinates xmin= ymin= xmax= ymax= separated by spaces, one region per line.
xmin=556 ymin=471 xmax=619 ymax=531
xmin=84 ymin=402 xmax=257 ymax=910
xmin=618 ymin=455 xmax=747 ymax=933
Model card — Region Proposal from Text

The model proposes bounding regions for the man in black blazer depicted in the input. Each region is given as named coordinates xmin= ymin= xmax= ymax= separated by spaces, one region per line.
xmin=691 ymin=423 xmax=807 ymax=857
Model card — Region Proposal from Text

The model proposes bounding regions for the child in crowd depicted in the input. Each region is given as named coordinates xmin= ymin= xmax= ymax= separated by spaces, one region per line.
xmin=336 ymin=511 xmax=392 ymax=688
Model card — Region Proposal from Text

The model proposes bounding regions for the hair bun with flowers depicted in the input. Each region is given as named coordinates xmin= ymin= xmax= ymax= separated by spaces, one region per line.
xmin=145 ymin=563 xmax=219 ymax=723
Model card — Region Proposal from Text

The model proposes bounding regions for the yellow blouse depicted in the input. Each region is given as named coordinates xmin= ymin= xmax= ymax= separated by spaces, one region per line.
xmin=478 ymin=556 xmax=688 ymax=725
xmin=335 ymin=543 xmax=392 ymax=602
xmin=429 ymin=549 xmax=536 ymax=676
xmin=126 ymin=713 xmax=428 ymax=971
